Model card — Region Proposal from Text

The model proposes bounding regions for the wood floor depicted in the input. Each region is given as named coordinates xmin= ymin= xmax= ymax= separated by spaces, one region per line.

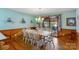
xmin=4 ymin=39 xmax=33 ymax=50
xmin=1 ymin=37 xmax=60 ymax=50
xmin=0 ymin=36 xmax=76 ymax=50
xmin=0 ymin=29 xmax=77 ymax=50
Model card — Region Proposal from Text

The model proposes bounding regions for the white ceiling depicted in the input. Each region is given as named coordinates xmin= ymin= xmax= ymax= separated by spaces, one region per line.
xmin=9 ymin=8 xmax=76 ymax=16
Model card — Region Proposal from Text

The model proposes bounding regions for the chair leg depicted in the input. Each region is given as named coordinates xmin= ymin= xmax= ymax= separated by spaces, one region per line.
xmin=52 ymin=41 xmax=55 ymax=49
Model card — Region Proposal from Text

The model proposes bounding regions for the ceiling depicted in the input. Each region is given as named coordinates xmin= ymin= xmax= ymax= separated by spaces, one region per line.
xmin=9 ymin=8 xmax=76 ymax=16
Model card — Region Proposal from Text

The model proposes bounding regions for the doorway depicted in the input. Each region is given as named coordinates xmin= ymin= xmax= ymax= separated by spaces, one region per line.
xmin=42 ymin=15 xmax=61 ymax=37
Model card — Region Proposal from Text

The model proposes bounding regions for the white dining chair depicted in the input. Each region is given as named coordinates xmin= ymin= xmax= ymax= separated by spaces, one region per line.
xmin=44 ymin=34 xmax=55 ymax=49
xmin=22 ymin=29 xmax=27 ymax=42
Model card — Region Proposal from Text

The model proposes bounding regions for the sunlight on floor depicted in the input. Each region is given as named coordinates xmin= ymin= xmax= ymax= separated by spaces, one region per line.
xmin=53 ymin=37 xmax=63 ymax=50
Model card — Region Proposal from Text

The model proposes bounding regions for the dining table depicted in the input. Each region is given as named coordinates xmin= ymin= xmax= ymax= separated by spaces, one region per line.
xmin=24 ymin=29 xmax=55 ymax=49
xmin=24 ymin=29 xmax=53 ymax=43
xmin=25 ymin=29 xmax=52 ymax=37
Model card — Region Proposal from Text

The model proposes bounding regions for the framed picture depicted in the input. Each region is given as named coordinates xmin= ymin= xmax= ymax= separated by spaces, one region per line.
xmin=66 ymin=17 xmax=76 ymax=26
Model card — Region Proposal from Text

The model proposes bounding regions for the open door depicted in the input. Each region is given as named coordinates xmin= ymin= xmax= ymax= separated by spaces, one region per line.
xmin=50 ymin=15 xmax=61 ymax=37
xmin=42 ymin=15 xmax=61 ymax=37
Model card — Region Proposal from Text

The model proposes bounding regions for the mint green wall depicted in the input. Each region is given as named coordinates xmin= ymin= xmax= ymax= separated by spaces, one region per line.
xmin=31 ymin=10 xmax=76 ymax=30
xmin=0 ymin=8 xmax=34 ymax=30
xmin=0 ymin=8 xmax=76 ymax=30
xmin=61 ymin=10 xmax=76 ymax=30
xmin=76 ymin=9 xmax=79 ymax=31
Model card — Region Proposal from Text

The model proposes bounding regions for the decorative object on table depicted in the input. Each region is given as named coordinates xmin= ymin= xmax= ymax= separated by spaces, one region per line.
xmin=66 ymin=17 xmax=76 ymax=26
xmin=21 ymin=18 xmax=26 ymax=23
xmin=6 ymin=17 xmax=14 ymax=23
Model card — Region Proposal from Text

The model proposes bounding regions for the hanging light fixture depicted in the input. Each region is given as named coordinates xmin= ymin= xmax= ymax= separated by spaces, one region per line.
xmin=35 ymin=16 xmax=44 ymax=23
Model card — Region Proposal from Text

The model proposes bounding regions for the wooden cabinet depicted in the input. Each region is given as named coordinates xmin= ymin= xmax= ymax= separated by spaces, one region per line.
xmin=58 ymin=29 xmax=77 ymax=50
